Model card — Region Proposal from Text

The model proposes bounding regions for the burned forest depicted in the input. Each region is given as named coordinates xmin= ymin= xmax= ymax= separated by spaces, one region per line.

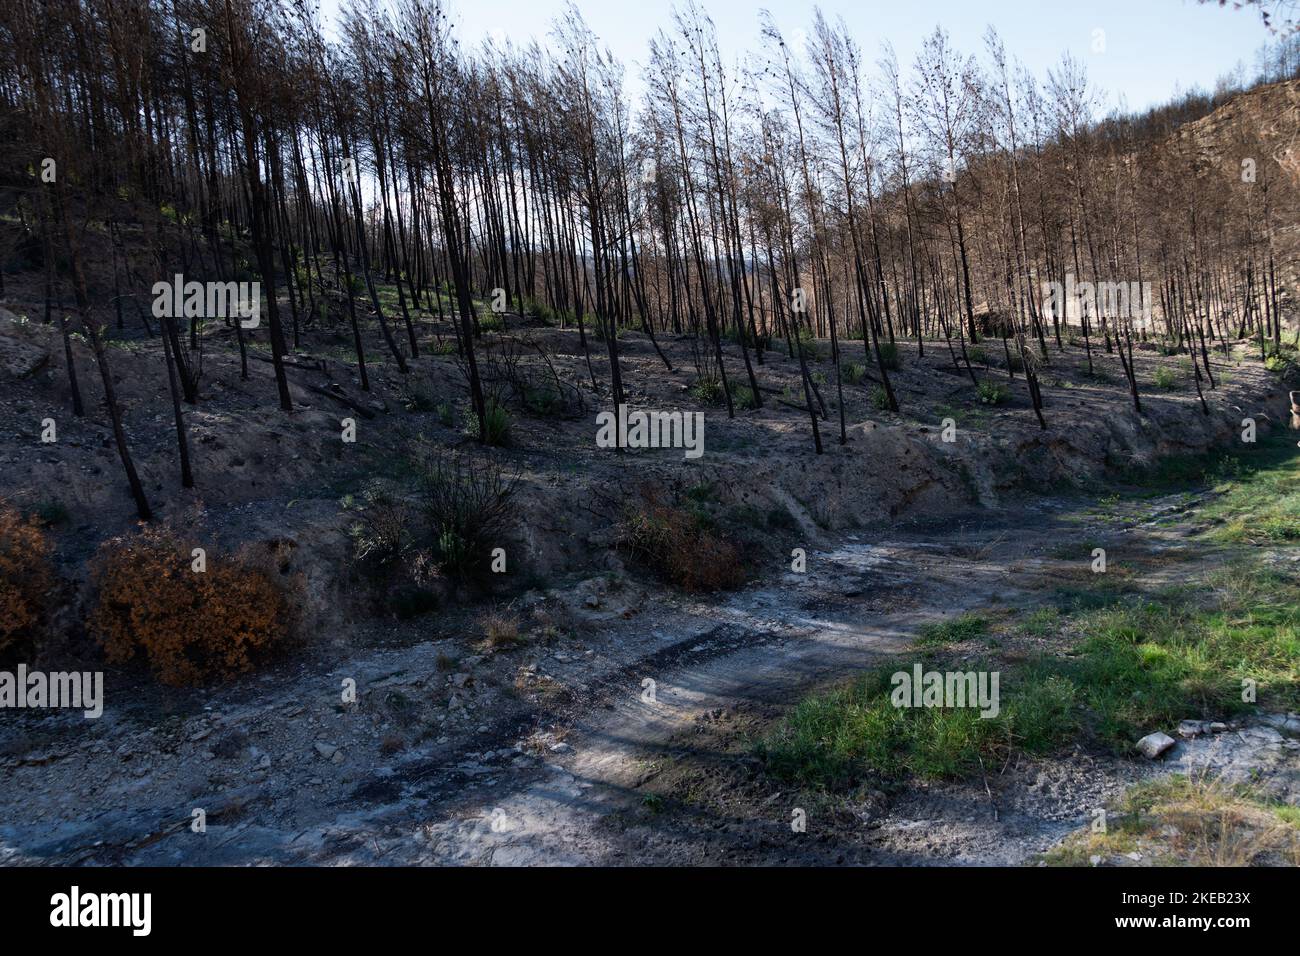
xmin=1 ymin=0 xmax=1300 ymax=906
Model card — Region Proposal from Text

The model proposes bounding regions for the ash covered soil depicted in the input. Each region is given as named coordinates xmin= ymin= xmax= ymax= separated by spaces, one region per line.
xmin=0 ymin=301 xmax=1296 ymax=865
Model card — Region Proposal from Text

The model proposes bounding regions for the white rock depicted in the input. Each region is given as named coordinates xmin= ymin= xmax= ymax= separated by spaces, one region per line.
xmin=1136 ymin=732 xmax=1176 ymax=759
xmin=313 ymin=742 xmax=338 ymax=759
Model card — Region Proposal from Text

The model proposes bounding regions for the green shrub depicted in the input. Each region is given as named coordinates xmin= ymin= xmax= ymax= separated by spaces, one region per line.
xmin=1263 ymin=352 xmax=1298 ymax=381
xmin=978 ymin=381 xmax=1009 ymax=405
xmin=418 ymin=451 xmax=517 ymax=580
xmin=465 ymin=399 xmax=510 ymax=446
xmin=477 ymin=312 xmax=505 ymax=333
xmin=796 ymin=328 xmax=824 ymax=361
xmin=403 ymin=383 xmax=439 ymax=413
xmin=841 ymin=362 xmax=866 ymax=385
xmin=691 ymin=378 xmax=725 ymax=406
xmin=878 ymin=341 xmax=902 ymax=371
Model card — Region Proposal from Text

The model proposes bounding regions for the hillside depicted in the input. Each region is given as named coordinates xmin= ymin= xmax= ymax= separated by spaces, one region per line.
xmin=0 ymin=0 xmax=1298 ymax=881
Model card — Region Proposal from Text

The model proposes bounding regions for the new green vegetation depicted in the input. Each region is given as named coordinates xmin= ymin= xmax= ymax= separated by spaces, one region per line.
xmin=760 ymin=437 xmax=1300 ymax=791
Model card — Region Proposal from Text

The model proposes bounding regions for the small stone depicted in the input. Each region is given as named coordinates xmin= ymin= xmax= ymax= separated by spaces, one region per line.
xmin=1177 ymin=720 xmax=1206 ymax=738
xmin=1136 ymin=732 xmax=1176 ymax=759
xmin=549 ymin=742 xmax=572 ymax=754
xmin=313 ymin=741 xmax=338 ymax=759
xmin=452 ymin=673 xmax=471 ymax=688
xmin=1089 ymin=855 xmax=1102 ymax=866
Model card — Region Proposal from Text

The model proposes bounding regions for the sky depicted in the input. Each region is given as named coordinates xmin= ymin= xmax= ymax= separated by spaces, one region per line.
xmin=317 ymin=0 xmax=1280 ymax=115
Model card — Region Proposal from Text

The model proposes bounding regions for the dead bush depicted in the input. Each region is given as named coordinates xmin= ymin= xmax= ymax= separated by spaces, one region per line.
xmin=0 ymin=501 xmax=56 ymax=656
xmin=347 ymin=482 xmax=418 ymax=580
xmin=619 ymin=486 xmax=744 ymax=592
xmin=416 ymin=450 xmax=517 ymax=579
xmin=478 ymin=608 xmax=523 ymax=649
xmin=344 ymin=482 xmax=445 ymax=618
xmin=88 ymin=525 xmax=302 ymax=686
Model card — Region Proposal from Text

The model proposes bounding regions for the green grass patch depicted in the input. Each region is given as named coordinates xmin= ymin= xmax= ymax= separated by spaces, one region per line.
xmin=1017 ymin=606 xmax=1061 ymax=637
xmin=759 ymin=663 xmax=1076 ymax=788
xmin=761 ymin=558 xmax=1300 ymax=790
xmin=914 ymin=613 xmax=989 ymax=647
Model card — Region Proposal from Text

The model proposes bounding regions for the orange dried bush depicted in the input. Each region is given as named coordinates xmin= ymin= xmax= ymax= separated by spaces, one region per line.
xmin=0 ymin=501 xmax=56 ymax=655
xmin=619 ymin=487 xmax=744 ymax=592
xmin=88 ymin=525 xmax=300 ymax=686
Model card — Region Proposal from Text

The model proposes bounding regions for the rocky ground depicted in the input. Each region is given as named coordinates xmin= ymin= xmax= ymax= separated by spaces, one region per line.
xmin=1 ymin=480 xmax=1296 ymax=866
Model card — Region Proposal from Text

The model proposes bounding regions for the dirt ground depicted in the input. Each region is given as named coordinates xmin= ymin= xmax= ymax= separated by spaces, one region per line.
xmin=0 ymin=297 xmax=1296 ymax=865
xmin=2 ymin=479 xmax=1296 ymax=865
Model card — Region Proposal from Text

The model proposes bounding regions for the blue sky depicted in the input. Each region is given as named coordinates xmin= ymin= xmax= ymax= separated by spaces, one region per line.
xmin=319 ymin=0 xmax=1278 ymax=114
